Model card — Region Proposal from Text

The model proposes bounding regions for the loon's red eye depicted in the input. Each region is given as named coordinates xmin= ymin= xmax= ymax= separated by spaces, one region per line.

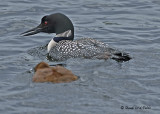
xmin=44 ymin=21 xmax=48 ymax=25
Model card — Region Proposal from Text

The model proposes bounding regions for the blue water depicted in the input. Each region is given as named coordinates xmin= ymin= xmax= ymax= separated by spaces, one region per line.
xmin=0 ymin=0 xmax=160 ymax=114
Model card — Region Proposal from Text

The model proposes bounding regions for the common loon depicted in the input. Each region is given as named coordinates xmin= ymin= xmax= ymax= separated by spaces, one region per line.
xmin=21 ymin=13 xmax=131 ymax=61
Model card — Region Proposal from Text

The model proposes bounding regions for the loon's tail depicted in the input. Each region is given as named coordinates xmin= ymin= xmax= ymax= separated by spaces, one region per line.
xmin=111 ymin=52 xmax=132 ymax=62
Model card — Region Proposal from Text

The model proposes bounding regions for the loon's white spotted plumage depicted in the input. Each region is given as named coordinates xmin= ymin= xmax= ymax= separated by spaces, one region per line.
xmin=48 ymin=36 xmax=120 ymax=61
xmin=22 ymin=13 xmax=131 ymax=61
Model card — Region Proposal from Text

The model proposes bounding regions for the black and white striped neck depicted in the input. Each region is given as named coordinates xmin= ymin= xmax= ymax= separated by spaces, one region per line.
xmin=47 ymin=30 xmax=72 ymax=52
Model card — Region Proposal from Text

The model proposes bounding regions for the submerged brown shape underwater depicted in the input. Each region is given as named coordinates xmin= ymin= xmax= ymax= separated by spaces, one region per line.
xmin=33 ymin=62 xmax=78 ymax=83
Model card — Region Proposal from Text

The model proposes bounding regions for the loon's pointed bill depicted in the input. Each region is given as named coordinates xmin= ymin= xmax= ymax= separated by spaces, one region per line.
xmin=21 ymin=24 xmax=45 ymax=36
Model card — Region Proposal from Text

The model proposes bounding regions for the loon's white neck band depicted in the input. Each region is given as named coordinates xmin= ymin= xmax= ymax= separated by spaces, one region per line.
xmin=47 ymin=30 xmax=72 ymax=52
xmin=56 ymin=30 xmax=72 ymax=37
xmin=47 ymin=39 xmax=57 ymax=52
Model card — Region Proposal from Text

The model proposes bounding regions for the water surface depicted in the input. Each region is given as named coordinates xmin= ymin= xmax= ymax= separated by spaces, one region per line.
xmin=0 ymin=0 xmax=160 ymax=114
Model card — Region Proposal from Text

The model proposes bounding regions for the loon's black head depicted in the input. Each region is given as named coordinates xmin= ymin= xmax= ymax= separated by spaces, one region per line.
xmin=21 ymin=13 xmax=74 ymax=40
